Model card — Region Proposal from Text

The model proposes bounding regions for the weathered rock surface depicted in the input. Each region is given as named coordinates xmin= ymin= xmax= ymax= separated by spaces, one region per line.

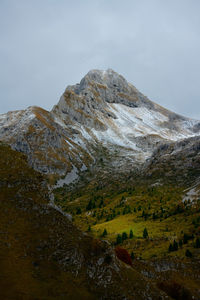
xmin=0 ymin=69 xmax=199 ymax=181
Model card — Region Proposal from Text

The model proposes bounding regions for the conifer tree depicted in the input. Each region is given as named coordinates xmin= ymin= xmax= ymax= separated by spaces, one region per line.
xmin=168 ymin=243 xmax=173 ymax=252
xmin=173 ymin=240 xmax=178 ymax=251
xmin=102 ymin=228 xmax=108 ymax=237
xmin=76 ymin=207 xmax=82 ymax=214
xmin=195 ymin=237 xmax=200 ymax=248
xmin=179 ymin=239 xmax=183 ymax=248
xmin=185 ymin=249 xmax=192 ymax=257
xmin=143 ymin=228 xmax=148 ymax=238
xmin=116 ymin=234 xmax=122 ymax=244
xmin=122 ymin=232 xmax=128 ymax=241
xmin=129 ymin=229 xmax=133 ymax=239
xmin=131 ymin=251 xmax=135 ymax=260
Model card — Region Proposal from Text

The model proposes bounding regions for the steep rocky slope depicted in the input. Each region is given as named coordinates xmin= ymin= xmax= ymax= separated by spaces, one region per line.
xmin=0 ymin=69 xmax=199 ymax=182
xmin=0 ymin=142 xmax=169 ymax=300
xmin=146 ymin=135 xmax=200 ymax=181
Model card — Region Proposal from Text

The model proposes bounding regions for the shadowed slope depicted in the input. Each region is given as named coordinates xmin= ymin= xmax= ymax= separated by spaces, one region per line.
xmin=0 ymin=143 xmax=167 ymax=299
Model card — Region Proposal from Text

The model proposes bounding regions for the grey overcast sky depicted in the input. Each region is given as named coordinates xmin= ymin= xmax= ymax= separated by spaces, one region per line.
xmin=0 ymin=0 xmax=200 ymax=119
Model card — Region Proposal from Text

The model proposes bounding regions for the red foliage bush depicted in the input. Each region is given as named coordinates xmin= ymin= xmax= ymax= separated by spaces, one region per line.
xmin=115 ymin=246 xmax=132 ymax=266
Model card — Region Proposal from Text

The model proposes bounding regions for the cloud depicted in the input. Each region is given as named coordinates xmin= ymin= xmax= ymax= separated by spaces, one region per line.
xmin=0 ymin=0 xmax=200 ymax=119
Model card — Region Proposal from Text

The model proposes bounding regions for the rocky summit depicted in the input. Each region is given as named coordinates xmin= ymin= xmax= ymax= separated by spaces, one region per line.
xmin=0 ymin=69 xmax=199 ymax=180
xmin=1 ymin=69 xmax=200 ymax=299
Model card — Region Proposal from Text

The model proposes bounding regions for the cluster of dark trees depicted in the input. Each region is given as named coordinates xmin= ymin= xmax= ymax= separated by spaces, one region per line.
xmin=168 ymin=234 xmax=193 ymax=252
xmin=168 ymin=240 xmax=179 ymax=252
xmin=168 ymin=234 xmax=200 ymax=256
xmin=116 ymin=228 xmax=148 ymax=244
xmin=116 ymin=229 xmax=134 ymax=244
xmin=86 ymin=195 xmax=105 ymax=211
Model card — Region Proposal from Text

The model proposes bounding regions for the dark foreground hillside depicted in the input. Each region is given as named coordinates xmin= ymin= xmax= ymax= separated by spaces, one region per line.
xmin=0 ymin=143 xmax=168 ymax=300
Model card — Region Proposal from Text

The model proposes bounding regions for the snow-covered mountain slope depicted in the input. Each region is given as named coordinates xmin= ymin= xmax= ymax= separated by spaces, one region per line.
xmin=0 ymin=69 xmax=199 ymax=180
xmin=0 ymin=106 xmax=92 ymax=175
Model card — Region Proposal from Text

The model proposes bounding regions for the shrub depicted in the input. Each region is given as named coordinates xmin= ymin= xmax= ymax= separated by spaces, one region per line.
xmin=115 ymin=246 xmax=132 ymax=266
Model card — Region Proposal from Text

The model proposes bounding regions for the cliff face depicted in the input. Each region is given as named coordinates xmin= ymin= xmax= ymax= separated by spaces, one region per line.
xmin=0 ymin=69 xmax=199 ymax=180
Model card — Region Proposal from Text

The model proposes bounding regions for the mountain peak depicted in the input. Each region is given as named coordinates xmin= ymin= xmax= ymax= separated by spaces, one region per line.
xmin=78 ymin=68 xmax=130 ymax=93
xmin=0 ymin=69 xmax=199 ymax=177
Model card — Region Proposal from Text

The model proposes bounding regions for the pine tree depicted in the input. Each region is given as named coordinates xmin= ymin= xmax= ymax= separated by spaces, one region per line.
xmin=179 ymin=239 xmax=183 ymax=248
xmin=76 ymin=207 xmax=82 ymax=214
xmin=195 ymin=237 xmax=200 ymax=248
xmin=129 ymin=229 xmax=133 ymax=239
xmin=116 ymin=234 xmax=122 ymax=244
xmin=102 ymin=228 xmax=108 ymax=237
xmin=168 ymin=243 xmax=173 ymax=252
xmin=173 ymin=240 xmax=178 ymax=251
xmin=183 ymin=233 xmax=189 ymax=244
xmin=143 ymin=228 xmax=148 ymax=238
xmin=122 ymin=232 xmax=128 ymax=241
xmin=99 ymin=199 xmax=104 ymax=208
xmin=131 ymin=251 xmax=135 ymax=260
xmin=86 ymin=200 xmax=92 ymax=210
xmin=185 ymin=249 xmax=192 ymax=257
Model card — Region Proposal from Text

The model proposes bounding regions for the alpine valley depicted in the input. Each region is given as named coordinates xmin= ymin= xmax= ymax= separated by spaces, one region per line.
xmin=0 ymin=69 xmax=200 ymax=299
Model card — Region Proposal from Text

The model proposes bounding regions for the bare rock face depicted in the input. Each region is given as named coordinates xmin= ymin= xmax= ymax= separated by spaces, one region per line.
xmin=145 ymin=135 xmax=200 ymax=182
xmin=0 ymin=106 xmax=93 ymax=176
xmin=52 ymin=69 xmax=158 ymax=129
xmin=0 ymin=69 xmax=199 ymax=180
